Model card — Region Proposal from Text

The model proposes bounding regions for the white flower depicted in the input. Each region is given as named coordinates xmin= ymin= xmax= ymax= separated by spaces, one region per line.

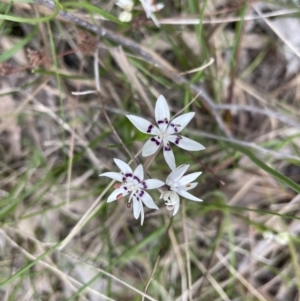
xmin=140 ymin=0 xmax=164 ymax=27
xmin=116 ymin=0 xmax=134 ymax=22
xmin=127 ymin=95 xmax=205 ymax=170
xmin=263 ymin=231 xmax=291 ymax=245
xmin=100 ymin=158 xmax=164 ymax=225
xmin=119 ymin=11 xmax=133 ymax=22
xmin=116 ymin=0 xmax=134 ymax=11
xmin=160 ymin=164 xmax=203 ymax=216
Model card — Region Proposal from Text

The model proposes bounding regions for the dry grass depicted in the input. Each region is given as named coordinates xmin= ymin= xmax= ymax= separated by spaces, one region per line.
xmin=1 ymin=0 xmax=300 ymax=300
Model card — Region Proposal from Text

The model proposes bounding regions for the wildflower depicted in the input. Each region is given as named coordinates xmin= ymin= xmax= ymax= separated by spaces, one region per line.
xmin=160 ymin=164 xmax=202 ymax=216
xmin=116 ymin=0 xmax=134 ymax=22
xmin=140 ymin=0 xmax=164 ymax=27
xmin=100 ymin=158 xmax=164 ymax=225
xmin=263 ymin=231 xmax=291 ymax=245
xmin=127 ymin=95 xmax=205 ymax=170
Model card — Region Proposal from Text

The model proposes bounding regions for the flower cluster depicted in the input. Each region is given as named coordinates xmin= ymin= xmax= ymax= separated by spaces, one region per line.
xmin=115 ymin=0 xmax=164 ymax=26
xmin=100 ymin=95 xmax=205 ymax=225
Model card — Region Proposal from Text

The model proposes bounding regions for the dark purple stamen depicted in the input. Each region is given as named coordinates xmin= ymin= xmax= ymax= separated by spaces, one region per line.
xmin=147 ymin=124 xmax=154 ymax=133
xmin=164 ymin=145 xmax=171 ymax=151
xmin=175 ymin=135 xmax=182 ymax=145
xmin=141 ymin=181 xmax=147 ymax=189
xmin=139 ymin=190 xmax=144 ymax=197
xmin=151 ymin=137 xmax=160 ymax=146
xmin=124 ymin=186 xmax=128 ymax=190
xmin=125 ymin=173 xmax=133 ymax=177
xmin=134 ymin=175 xmax=140 ymax=182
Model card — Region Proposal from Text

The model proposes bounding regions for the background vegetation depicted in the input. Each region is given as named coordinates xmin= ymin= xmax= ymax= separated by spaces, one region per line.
xmin=1 ymin=0 xmax=300 ymax=300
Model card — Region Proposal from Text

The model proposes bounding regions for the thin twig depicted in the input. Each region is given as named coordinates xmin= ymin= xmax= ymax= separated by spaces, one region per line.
xmin=158 ymin=8 xmax=300 ymax=25
xmin=214 ymin=103 xmax=300 ymax=129
xmin=190 ymin=129 xmax=300 ymax=161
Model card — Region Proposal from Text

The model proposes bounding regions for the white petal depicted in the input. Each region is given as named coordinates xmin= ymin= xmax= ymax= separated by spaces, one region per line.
xmin=155 ymin=95 xmax=170 ymax=131
xmin=172 ymin=193 xmax=180 ymax=216
xmin=116 ymin=0 xmax=134 ymax=10
xmin=114 ymin=158 xmax=132 ymax=174
xmin=107 ymin=188 xmax=129 ymax=202
xmin=133 ymin=197 xmax=141 ymax=219
xmin=140 ymin=200 xmax=145 ymax=225
xmin=141 ymin=191 xmax=159 ymax=209
xmin=176 ymin=189 xmax=203 ymax=202
xmin=99 ymin=172 xmax=124 ymax=182
xmin=141 ymin=179 xmax=165 ymax=189
xmin=168 ymin=135 xmax=205 ymax=151
xmin=163 ymin=145 xmax=176 ymax=171
xmin=142 ymin=137 xmax=161 ymax=157
xmin=133 ymin=164 xmax=144 ymax=182
xmin=166 ymin=164 xmax=189 ymax=185
xmin=148 ymin=11 xmax=161 ymax=27
xmin=118 ymin=11 xmax=132 ymax=22
xmin=126 ymin=115 xmax=160 ymax=135
xmin=140 ymin=0 xmax=151 ymax=18
xmin=177 ymin=172 xmax=202 ymax=186
xmin=167 ymin=112 xmax=195 ymax=134
xmin=155 ymin=3 xmax=164 ymax=11
xmin=183 ymin=182 xmax=198 ymax=191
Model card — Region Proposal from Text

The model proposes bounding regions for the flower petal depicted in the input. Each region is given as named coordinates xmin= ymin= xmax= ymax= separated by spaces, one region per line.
xmin=116 ymin=0 xmax=134 ymax=10
xmin=176 ymin=189 xmax=203 ymax=202
xmin=133 ymin=164 xmax=144 ymax=182
xmin=118 ymin=11 xmax=132 ymax=22
xmin=172 ymin=193 xmax=180 ymax=216
xmin=107 ymin=188 xmax=129 ymax=202
xmin=167 ymin=112 xmax=195 ymax=134
xmin=168 ymin=135 xmax=205 ymax=151
xmin=99 ymin=172 xmax=124 ymax=182
xmin=133 ymin=197 xmax=141 ymax=219
xmin=141 ymin=179 xmax=165 ymax=189
xmin=126 ymin=115 xmax=160 ymax=135
xmin=141 ymin=190 xmax=159 ymax=209
xmin=155 ymin=3 xmax=164 ymax=11
xmin=114 ymin=158 xmax=132 ymax=174
xmin=178 ymin=172 xmax=202 ymax=186
xmin=163 ymin=145 xmax=176 ymax=171
xmin=142 ymin=137 xmax=161 ymax=157
xmin=182 ymin=182 xmax=198 ymax=191
xmin=140 ymin=200 xmax=145 ymax=225
xmin=155 ymin=95 xmax=170 ymax=131
xmin=166 ymin=164 xmax=189 ymax=185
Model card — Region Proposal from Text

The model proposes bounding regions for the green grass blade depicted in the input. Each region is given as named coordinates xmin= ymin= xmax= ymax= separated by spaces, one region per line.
xmin=0 ymin=5 xmax=59 ymax=23
xmin=228 ymin=143 xmax=300 ymax=194
xmin=0 ymin=27 xmax=37 ymax=62
xmin=0 ymin=242 xmax=61 ymax=289
xmin=62 ymin=2 xmax=123 ymax=24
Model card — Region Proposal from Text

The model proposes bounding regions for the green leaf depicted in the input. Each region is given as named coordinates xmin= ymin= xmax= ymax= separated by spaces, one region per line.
xmin=0 ymin=6 xmax=59 ymax=23
xmin=62 ymin=2 xmax=123 ymax=24
xmin=0 ymin=27 xmax=37 ymax=63
xmin=229 ymin=143 xmax=300 ymax=194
